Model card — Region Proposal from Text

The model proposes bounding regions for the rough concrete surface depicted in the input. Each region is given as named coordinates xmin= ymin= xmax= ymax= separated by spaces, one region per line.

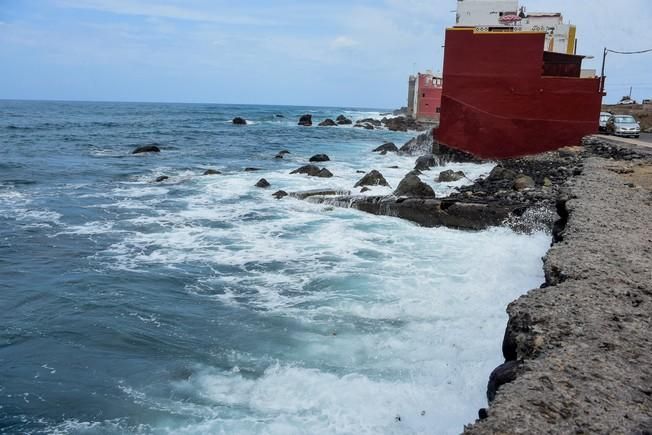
xmin=464 ymin=153 xmax=652 ymax=434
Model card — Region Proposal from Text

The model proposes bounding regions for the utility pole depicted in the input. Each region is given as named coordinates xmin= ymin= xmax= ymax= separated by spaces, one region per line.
xmin=600 ymin=47 xmax=652 ymax=95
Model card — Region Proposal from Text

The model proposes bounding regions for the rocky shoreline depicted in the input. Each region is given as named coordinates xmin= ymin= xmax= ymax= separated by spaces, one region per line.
xmin=464 ymin=138 xmax=652 ymax=434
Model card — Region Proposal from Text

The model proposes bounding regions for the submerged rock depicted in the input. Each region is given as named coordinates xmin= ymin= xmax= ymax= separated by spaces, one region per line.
xmin=272 ymin=190 xmax=288 ymax=199
xmin=255 ymin=178 xmax=270 ymax=188
xmin=298 ymin=114 xmax=312 ymax=126
xmin=132 ymin=144 xmax=161 ymax=154
xmin=438 ymin=169 xmax=466 ymax=182
xmin=354 ymin=170 xmax=390 ymax=188
xmin=291 ymin=189 xmax=349 ymax=200
xmin=318 ymin=119 xmax=337 ymax=127
xmin=203 ymin=169 xmax=221 ymax=176
xmin=373 ymin=142 xmax=399 ymax=153
xmin=278 ymin=150 xmax=291 ymax=155
xmin=394 ymin=173 xmax=436 ymax=198
xmin=232 ymin=117 xmax=247 ymax=125
xmin=155 ymin=176 xmax=169 ymax=182
xmin=244 ymin=167 xmax=261 ymax=172
xmin=309 ymin=154 xmax=330 ymax=163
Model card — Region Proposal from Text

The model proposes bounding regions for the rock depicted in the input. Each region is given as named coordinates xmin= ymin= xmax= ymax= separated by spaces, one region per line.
xmin=244 ymin=167 xmax=261 ymax=172
xmin=291 ymin=189 xmax=350 ymax=200
xmin=155 ymin=176 xmax=169 ymax=182
xmin=354 ymin=170 xmax=390 ymax=188
xmin=290 ymin=165 xmax=321 ymax=176
xmin=513 ymin=175 xmax=535 ymax=191
xmin=543 ymin=177 xmax=553 ymax=187
xmin=232 ymin=117 xmax=247 ymax=125
xmin=278 ymin=150 xmax=291 ymax=155
xmin=255 ymin=178 xmax=270 ymax=188
xmin=400 ymin=131 xmax=434 ymax=155
xmin=373 ymin=142 xmax=399 ymax=153
xmin=316 ymin=168 xmax=333 ymax=178
xmin=272 ymin=190 xmax=288 ymax=199
xmin=488 ymin=166 xmax=517 ymax=181
xmin=275 ymin=114 xmax=285 ymax=118
xmin=356 ymin=170 xmax=366 ymax=174
xmin=132 ymin=144 xmax=161 ymax=154
xmin=318 ymin=119 xmax=337 ymax=127
xmin=275 ymin=154 xmax=285 ymax=159
xmin=357 ymin=118 xmax=382 ymax=127
xmin=309 ymin=154 xmax=330 ymax=163
xmin=298 ymin=114 xmax=312 ymax=126
xmin=383 ymin=116 xmax=427 ymax=132
xmin=487 ymin=360 xmax=522 ymax=403
xmin=336 ymin=115 xmax=353 ymax=125
xmin=415 ymin=155 xmax=437 ymax=171
xmin=360 ymin=187 xmax=371 ymax=193
xmin=437 ymin=170 xmax=466 ymax=182
xmin=394 ymin=174 xmax=436 ymax=198
xmin=363 ymin=123 xmax=374 ymax=130
xmin=203 ymin=169 xmax=221 ymax=176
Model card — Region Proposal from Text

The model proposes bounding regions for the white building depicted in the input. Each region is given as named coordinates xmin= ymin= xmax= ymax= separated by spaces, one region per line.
xmin=455 ymin=0 xmax=577 ymax=55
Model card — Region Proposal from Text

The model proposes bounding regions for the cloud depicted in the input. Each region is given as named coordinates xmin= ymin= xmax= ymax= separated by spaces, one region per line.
xmin=330 ymin=36 xmax=358 ymax=50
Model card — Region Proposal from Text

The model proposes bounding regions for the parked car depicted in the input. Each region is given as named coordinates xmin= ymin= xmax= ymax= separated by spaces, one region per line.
xmin=599 ymin=112 xmax=612 ymax=132
xmin=606 ymin=115 xmax=641 ymax=138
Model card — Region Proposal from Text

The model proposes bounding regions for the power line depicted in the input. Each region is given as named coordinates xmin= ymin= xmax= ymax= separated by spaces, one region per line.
xmin=606 ymin=48 xmax=652 ymax=55
xmin=600 ymin=47 xmax=652 ymax=93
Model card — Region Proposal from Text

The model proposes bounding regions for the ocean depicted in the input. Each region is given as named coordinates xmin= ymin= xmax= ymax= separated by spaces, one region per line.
xmin=0 ymin=100 xmax=550 ymax=434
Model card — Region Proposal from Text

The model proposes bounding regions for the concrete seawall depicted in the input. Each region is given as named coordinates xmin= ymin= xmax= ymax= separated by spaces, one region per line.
xmin=465 ymin=142 xmax=652 ymax=434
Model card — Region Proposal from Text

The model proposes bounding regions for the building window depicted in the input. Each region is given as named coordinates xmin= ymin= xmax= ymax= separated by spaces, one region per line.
xmin=436 ymin=107 xmax=441 ymax=113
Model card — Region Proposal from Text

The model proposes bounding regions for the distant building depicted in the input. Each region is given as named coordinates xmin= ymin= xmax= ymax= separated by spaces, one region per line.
xmin=407 ymin=70 xmax=443 ymax=122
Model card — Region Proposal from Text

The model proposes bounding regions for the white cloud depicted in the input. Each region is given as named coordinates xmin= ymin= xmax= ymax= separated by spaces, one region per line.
xmin=330 ymin=36 xmax=358 ymax=50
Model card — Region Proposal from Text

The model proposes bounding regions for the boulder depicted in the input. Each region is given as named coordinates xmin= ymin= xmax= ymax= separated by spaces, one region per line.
xmin=354 ymin=170 xmax=390 ymax=188
xmin=394 ymin=174 xmax=436 ymax=198
xmin=362 ymin=123 xmax=374 ymax=130
xmin=275 ymin=114 xmax=285 ymax=118
xmin=298 ymin=114 xmax=313 ymax=126
xmin=357 ymin=118 xmax=382 ymax=126
xmin=488 ymin=166 xmax=517 ymax=181
xmin=272 ymin=190 xmax=288 ymax=199
xmin=155 ymin=176 xmax=169 ymax=183
xmin=437 ymin=170 xmax=466 ymax=182
xmin=318 ymin=119 xmax=338 ymax=127
xmin=415 ymin=155 xmax=437 ymax=171
xmin=290 ymin=165 xmax=321 ymax=176
xmin=513 ymin=175 xmax=535 ymax=191
xmin=316 ymin=168 xmax=334 ymax=178
xmin=278 ymin=150 xmax=291 ymax=155
xmin=356 ymin=170 xmax=366 ymax=174
xmin=132 ymin=144 xmax=161 ymax=154
xmin=255 ymin=178 xmax=270 ymax=188
xmin=232 ymin=117 xmax=247 ymax=125
xmin=244 ymin=167 xmax=261 ymax=172
xmin=487 ymin=361 xmax=522 ymax=403
xmin=275 ymin=154 xmax=285 ymax=159
xmin=203 ymin=169 xmax=221 ymax=176
xmin=360 ymin=187 xmax=371 ymax=193
xmin=336 ymin=115 xmax=353 ymax=125
xmin=400 ymin=131 xmax=434 ymax=155
xmin=373 ymin=142 xmax=399 ymax=153
xmin=309 ymin=154 xmax=330 ymax=163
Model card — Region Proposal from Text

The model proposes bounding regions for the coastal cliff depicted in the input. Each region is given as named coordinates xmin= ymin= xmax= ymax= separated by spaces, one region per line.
xmin=465 ymin=139 xmax=652 ymax=434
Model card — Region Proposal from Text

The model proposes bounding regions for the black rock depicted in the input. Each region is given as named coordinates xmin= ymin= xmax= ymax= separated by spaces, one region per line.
xmin=357 ymin=118 xmax=382 ymax=127
xmin=203 ymin=169 xmax=221 ymax=176
xmin=354 ymin=170 xmax=390 ymax=188
xmin=318 ymin=119 xmax=338 ymax=127
xmin=479 ymin=409 xmax=489 ymax=420
xmin=438 ymin=169 xmax=466 ymax=182
xmin=336 ymin=115 xmax=353 ymax=125
xmin=132 ymin=144 xmax=161 ymax=154
xmin=298 ymin=114 xmax=313 ymax=126
xmin=275 ymin=114 xmax=285 ymax=118
xmin=487 ymin=360 xmax=523 ymax=403
xmin=373 ymin=142 xmax=399 ymax=153
xmin=272 ymin=190 xmax=288 ymax=199
xmin=244 ymin=167 xmax=261 ymax=172
xmin=233 ymin=117 xmax=247 ymax=125
xmin=414 ymin=155 xmax=437 ymax=171
xmin=356 ymin=170 xmax=366 ymax=174
xmin=394 ymin=173 xmax=436 ymax=198
xmin=278 ymin=150 xmax=291 ymax=155
xmin=363 ymin=123 xmax=374 ymax=130
xmin=316 ymin=168 xmax=334 ymax=178
xmin=255 ymin=178 xmax=270 ymax=188
xmin=275 ymin=154 xmax=284 ymax=159
xmin=290 ymin=165 xmax=321 ymax=176
xmin=155 ymin=176 xmax=169 ymax=182
xmin=309 ymin=154 xmax=330 ymax=163
xmin=360 ymin=187 xmax=371 ymax=193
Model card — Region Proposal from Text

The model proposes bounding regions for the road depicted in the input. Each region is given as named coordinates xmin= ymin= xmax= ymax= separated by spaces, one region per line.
xmin=595 ymin=132 xmax=652 ymax=148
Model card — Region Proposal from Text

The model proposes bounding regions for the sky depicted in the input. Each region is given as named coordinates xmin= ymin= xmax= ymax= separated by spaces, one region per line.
xmin=0 ymin=0 xmax=651 ymax=108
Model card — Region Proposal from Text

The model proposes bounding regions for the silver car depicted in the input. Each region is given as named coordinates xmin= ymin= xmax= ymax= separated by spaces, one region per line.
xmin=606 ymin=115 xmax=641 ymax=138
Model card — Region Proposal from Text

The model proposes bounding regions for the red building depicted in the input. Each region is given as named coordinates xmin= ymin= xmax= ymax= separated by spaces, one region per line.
xmin=437 ymin=28 xmax=603 ymax=159
xmin=415 ymin=73 xmax=443 ymax=122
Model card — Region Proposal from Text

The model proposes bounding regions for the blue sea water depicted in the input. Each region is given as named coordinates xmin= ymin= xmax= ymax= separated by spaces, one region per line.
xmin=0 ymin=100 xmax=550 ymax=434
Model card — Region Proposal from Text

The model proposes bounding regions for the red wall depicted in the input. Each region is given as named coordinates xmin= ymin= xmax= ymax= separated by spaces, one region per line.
xmin=438 ymin=29 xmax=603 ymax=159
xmin=416 ymin=75 xmax=443 ymax=121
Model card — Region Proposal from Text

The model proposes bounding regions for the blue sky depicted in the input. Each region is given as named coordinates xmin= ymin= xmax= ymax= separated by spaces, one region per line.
xmin=1 ymin=0 xmax=651 ymax=107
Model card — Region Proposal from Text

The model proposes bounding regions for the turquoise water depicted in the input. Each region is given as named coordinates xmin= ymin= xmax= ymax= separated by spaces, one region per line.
xmin=0 ymin=101 xmax=550 ymax=434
